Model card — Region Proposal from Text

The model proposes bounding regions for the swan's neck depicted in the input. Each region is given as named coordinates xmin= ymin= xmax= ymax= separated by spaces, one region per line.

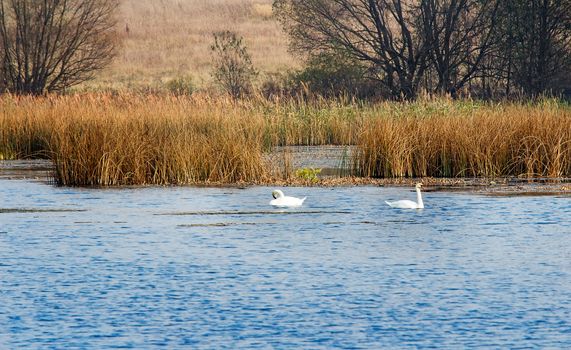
xmin=416 ymin=188 xmax=424 ymax=208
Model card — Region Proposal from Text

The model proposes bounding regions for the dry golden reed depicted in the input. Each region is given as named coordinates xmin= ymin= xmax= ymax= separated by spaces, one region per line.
xmin=356 ymin=99 xmax=571 ymax=178
xmin=0 ymin=95 xmax=52 ymax=159
xmin=0 ymin=93 xmax=359 ymax=185
xmin=1 ymin=94 xmax=570 ymax=186
xmin=1 ymin=95 xmax=256 ymax=184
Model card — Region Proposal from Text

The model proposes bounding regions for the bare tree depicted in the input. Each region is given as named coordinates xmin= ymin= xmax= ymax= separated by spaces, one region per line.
xmin=0 ymin=0 xmax=118 ymax=94
xmin=421 ymin=0 xmax=500 ymax=96
xmin=275 ymin=0 xmax=571 ymax=99
xmin=274 ymin=0 xmax=433 ymax=99
xmin=494 ymin=0 xmax=571 ymax=96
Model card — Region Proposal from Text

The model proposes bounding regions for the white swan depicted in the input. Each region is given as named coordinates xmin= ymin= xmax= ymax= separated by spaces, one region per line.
xmin=385 ymin=183 xmax=424 ymax=209
xmin=269 ymin=189 xmax=306 ymax=207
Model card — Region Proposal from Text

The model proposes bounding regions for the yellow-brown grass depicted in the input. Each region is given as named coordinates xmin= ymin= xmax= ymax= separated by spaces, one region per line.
xmin=0 ymin=93 xmax=359 ymax=185
xmin=2 ymin=94 xmax=570 ymax=186
xmin=356 ymin=99 xmax=571 ymax=178
xmin=89 ymin=0 xmax=295 ymax=90
xmin=0 ymin=96 xmax=52 ymax=160
xmin=9 ymin=95 xmax=274 ymax=185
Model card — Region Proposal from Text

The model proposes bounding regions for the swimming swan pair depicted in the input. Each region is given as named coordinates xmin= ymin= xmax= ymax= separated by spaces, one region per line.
xmin=269 ymin=183 xmax=424 ymax=209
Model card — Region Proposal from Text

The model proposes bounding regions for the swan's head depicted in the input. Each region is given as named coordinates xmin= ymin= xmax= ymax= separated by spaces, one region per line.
xmin=272 ymin=189 xmax=285 ymax=199
xmin=415 ymin=183 xmax=423 ymax=189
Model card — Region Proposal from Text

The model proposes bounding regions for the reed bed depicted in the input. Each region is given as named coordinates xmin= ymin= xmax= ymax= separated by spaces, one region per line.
xmin=356 ymin=99 xmax=571 ymax=178
xmin=5 ymin=95 xmax=271 ymax=185
xmin=1 ymin=94 xmax=570 ymax=185
xmin=0 ymin=94 xmax=360 ymax=185
xmin=0 ymin=97 xmax=51 ymax=160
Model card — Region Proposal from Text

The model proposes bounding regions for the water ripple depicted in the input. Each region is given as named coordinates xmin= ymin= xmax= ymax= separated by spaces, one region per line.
xmin=1 ymin=182 xmax=570 ymax=349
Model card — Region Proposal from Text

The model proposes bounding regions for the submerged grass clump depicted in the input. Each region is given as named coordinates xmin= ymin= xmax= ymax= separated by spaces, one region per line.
xmin=1 ymin=93 xmax=570 ymax=186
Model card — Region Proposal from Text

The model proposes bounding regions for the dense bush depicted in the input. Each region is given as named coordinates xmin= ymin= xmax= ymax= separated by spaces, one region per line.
xmin=260 ymin=54 xmax=380 ymax=100
xmin=165 ymin=76 xmax=195 ymax=96
xmin=210 ymin=31 xmax=258 ymax=99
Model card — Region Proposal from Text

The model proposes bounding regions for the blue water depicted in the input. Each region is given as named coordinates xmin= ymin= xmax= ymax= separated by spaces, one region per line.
xmin=1 ymin=179 xmax=570 ymax=349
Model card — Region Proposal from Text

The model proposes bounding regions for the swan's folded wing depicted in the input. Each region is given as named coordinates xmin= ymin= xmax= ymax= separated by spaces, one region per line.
xmin=386 ymin=200 xmax=418 ymax=209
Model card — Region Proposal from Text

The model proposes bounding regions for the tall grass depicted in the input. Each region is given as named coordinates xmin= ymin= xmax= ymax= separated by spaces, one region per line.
xmin=1 ymin=94 xmax=570 ymax=185
xmin=255 ymin=96 xmax=363 ymax=146
xmin=356 ymin=99 xmax=571 ymax=178
xmin=0 ymin=94 xmax=360 ymax=185
xmin=0 ymin=96 xmax=52 ymax=159
xmin=45 ymin=95 xmax=270 ymax=185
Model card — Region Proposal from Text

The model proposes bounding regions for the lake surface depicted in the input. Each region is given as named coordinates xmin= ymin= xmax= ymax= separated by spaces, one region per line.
xmin=1 ymin=178 xmax=570 ymax=349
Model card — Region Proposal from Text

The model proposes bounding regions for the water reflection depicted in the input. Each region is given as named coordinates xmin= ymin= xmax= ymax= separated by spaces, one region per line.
xmin=1 ymin=179 xmax=570 ymax=349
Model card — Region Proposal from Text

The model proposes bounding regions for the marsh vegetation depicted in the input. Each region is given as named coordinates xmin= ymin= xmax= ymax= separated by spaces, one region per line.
xmin=1 ymin=94 xmax=569 ymax=186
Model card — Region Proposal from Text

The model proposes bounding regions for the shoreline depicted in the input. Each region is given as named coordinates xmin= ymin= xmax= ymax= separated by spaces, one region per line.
xmin=1 ymin=159 xmax=570 ymax=195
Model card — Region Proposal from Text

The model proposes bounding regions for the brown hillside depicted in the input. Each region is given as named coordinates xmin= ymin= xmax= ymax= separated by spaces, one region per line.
xmin=89 ymin=0 xmax=296 ymax=90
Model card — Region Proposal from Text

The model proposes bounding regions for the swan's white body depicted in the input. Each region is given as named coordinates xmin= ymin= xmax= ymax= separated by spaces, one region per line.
xmin=270 ymin=189 xmax=306 ymax=207
xmin=385 ymin=183 xmax=424 ymax=209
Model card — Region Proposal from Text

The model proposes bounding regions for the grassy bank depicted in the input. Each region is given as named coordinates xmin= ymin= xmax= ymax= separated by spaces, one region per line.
xmin=1 ymin=94 xmax=570 ymax=186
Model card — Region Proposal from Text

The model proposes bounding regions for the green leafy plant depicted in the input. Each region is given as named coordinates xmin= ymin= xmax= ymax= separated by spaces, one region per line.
xmin=295 ymin=167 xmax=322 ymax=183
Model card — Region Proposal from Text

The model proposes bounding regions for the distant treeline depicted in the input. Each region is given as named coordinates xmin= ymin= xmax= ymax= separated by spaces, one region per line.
xmin=1 ymin=0 xmax=569 ymax=101
xmin=274 ymin=0 xmax=571 ymax=100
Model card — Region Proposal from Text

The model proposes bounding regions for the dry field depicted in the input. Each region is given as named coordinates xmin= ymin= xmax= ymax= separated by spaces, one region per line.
xmin=86 ymin=0 xmax=295 ymax=91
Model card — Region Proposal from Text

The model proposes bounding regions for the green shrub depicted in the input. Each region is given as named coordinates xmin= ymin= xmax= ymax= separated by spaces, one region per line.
xmin=165 ymin=76 xmax=195 ymax=96
xmin=295 ymin=167 xmax=322 ymax=183
xmin=211 ymin=31 xmax=258 ymax=99
xmin=294 ymin=53 xmax=379 ymax=99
